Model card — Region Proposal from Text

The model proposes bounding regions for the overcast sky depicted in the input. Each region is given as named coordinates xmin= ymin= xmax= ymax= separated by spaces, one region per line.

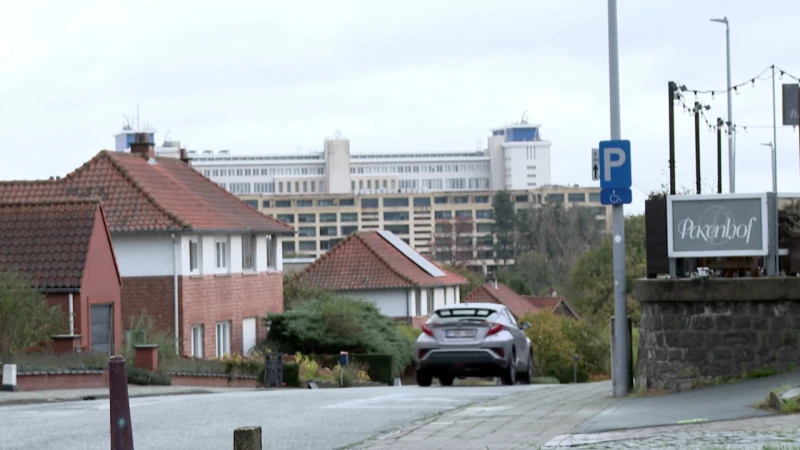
xmin=1 ymin=0 xmax=799 ymax=213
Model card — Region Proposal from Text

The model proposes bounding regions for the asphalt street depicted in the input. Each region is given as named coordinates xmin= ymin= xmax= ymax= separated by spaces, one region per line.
xmin=0 ymin=385 xmax=538 ymax=450
xmin=573 ymin=371 xmax=800 ymax=434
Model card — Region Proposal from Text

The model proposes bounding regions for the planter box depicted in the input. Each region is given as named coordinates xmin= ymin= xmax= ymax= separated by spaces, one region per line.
xmin=167 ymin=373 xmax=258 ymax=389
xmin=1 ymin=369 xmax=109 ymax=391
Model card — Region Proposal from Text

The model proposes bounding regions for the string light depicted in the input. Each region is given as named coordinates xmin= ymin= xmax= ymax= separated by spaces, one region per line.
xmin=675 ymin=65 xmax=800 ymax=96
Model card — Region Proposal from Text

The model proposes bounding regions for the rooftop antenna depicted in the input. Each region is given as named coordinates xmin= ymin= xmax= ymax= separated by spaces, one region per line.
xmin=163 ymin=129 xmax=171 ymax=144
xmin=136 ymin=103 xmax=140 ymax=131
xmin=521 ymin=110 xmax=529 ymax=124
xmin=476 ymin=139 xmax=482 ymax=151
xmin=334 ymin=129 xmax=343 ymax=140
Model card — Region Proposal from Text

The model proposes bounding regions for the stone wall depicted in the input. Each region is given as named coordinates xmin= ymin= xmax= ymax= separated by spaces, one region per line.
xmin=634 ymin=278 xmax=800 ymax=392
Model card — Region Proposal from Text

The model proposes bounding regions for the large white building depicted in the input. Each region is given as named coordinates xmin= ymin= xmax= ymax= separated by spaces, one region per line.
xmin=114 ymin=121 xmax=552 ymax=195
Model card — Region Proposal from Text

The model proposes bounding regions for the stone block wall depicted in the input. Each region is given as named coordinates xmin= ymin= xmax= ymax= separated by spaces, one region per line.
xmin=634 ymin=278 xmax=800 ymax=392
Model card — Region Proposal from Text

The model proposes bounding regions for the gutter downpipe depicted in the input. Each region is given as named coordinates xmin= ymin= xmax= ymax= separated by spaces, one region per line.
xmin=68 ymin=293 xmax=75 ymax=335
xmin=171 ymin=233 xmax=179 ymax=355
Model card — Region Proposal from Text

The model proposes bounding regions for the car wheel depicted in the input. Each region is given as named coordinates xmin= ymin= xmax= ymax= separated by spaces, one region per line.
xmin=439 ymin=375 xmax=454 ymax=386
xmin=518 ymin=353 xmax=534 ymax=384
xmin=500 ymin=354 xmax=517 ymax=386
xmin=416 ymin=370 xmax=433 ymax=387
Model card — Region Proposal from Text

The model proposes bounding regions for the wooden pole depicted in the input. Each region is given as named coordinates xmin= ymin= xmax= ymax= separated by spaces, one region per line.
xmin=234 ymin=427 xmax=262 ymax=450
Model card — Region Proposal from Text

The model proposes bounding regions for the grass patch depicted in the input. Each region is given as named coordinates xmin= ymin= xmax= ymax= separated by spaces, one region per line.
xmin=531 ymin=376 xmax=560 ymax=384
xmin=747 ymin=367 xmax=780 ymax=379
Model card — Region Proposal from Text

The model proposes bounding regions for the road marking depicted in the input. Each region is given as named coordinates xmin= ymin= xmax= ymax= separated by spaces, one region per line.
xmin=677 ymin=418 xmax=708 ymax=424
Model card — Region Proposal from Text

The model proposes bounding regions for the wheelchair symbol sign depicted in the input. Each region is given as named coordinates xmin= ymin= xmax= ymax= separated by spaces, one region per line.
xmin=600 ymin=187 xmax=632 ymax=205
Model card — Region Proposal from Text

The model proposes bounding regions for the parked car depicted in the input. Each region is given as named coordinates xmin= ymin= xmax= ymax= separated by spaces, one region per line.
xmin=415 ymin=303 xmax=534 ymax=387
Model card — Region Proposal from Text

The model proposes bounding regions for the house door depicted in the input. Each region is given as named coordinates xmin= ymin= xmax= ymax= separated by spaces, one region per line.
xmin=90 ymin=304 xmax=113 ymax=355
xmin=242 ymin=318 xmax=257 ymax=356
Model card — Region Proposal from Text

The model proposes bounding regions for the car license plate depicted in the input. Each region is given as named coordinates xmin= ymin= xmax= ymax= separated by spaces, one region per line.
xmin=446 ymin=329 xmax=476 ymax=338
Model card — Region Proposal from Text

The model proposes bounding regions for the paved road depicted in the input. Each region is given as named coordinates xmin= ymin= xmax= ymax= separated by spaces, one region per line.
xmin=573 ymin=371 xmax=800 ymax=434
xmin=0 ymin=385 xmax=534 ymax=450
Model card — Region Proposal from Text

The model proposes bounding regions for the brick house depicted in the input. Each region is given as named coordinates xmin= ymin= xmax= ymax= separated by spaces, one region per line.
xmin=0 ymin=199 xmax=122 ymax=354
xmin=463 ymin=281 xmax=579 ymax=320
xmin=296 ymin=230 xmax=467 ymax=327
xmin=0 ymin=135 xmax=294 ymax=358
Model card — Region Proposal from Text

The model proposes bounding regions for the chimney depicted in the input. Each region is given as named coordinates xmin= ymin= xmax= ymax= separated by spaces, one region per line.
xmin=179 ymin=148 xmax=190 ymax=164
xmin=130 ymin=132 xmax=155 ymax=161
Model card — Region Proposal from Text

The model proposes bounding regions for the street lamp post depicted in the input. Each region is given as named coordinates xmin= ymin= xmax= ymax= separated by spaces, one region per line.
xmin=761 ymin=142 xmax=777 ymax=193
xmin=710 ymin=17 xmax=733 ymax=193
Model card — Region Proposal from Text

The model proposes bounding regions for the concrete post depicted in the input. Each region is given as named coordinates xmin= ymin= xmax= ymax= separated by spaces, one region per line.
xmin=233 ymin=426 xmax=262 ymax=450
xmin=109 ymin=355 xmax=134 ymax=450
xmin=1 ymin=364 xmax=18 ymax=391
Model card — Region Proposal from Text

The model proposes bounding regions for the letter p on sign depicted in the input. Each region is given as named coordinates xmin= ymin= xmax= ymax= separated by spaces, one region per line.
xmin=598 ymin=140 xmax=632 ymax=189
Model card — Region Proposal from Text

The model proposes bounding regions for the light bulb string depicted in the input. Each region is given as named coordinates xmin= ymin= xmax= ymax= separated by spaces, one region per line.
xmin=675 ymin=65 xmax=800 ymax=98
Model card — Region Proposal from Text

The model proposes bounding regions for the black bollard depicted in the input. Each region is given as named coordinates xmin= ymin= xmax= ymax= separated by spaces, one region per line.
xmin=109 ymin=355 xmax=134 ymax=450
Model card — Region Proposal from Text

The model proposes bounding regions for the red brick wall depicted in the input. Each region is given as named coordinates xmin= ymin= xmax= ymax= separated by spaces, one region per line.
xmin=1 ymin=371 xmax=110 ymax=391
xmin=120 ymin=276 xmax=177 ymax=339
xmin=180 ymin=272 xmax=283 ymax=358
xmin=170 ymin=375 xmax=258 ymax=388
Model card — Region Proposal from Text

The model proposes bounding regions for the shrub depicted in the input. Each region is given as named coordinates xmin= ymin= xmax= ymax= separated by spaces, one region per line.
xmin=221 ymin=353 xmax=262 ymax=378
xmin=265 ymin=296 xmax=414 ymax=377
xmin=127 ymin=366 xmax=172 ymax=386
xmin=352 ymin=354 xmax=394 ymax=385
xmin=283 ymin=363 xmax=300 ymax=387
xmin=396 ymin=324 xmax=422 ymax=342
xmin=531 ymin=376 xmax=560 ymax=384
xmin=123 ymin=309 xmax=178 ymax=362
xmin=160 ymin=358 xmax=227 ymax=375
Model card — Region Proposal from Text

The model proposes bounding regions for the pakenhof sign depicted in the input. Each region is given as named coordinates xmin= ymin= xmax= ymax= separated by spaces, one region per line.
xmin=667 ymin=193 xmax=769 ymax=257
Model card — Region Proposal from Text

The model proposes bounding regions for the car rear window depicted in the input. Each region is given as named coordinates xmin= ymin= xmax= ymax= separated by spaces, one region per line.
xmin=428 ymin=308 xmax=500 ymax=323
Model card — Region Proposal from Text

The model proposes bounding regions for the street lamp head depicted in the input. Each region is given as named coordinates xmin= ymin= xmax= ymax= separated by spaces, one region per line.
xmin=710 ymin=17 xmax=728 ymax=24
xmin=761 ymin=142 xmax=773 ymax=148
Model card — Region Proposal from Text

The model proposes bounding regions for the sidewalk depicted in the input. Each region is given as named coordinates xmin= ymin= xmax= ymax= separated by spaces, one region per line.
xmin=0 ymin=385 xmax=257 ymax=407
xmin=352 ymin=381 xmax=616 ymax=450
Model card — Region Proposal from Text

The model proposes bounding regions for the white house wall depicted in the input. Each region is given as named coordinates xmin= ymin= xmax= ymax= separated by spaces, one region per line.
xmin=339 ymin=289 xmax=409 ymax=318
xmin=435 ymin=288 xmax=446 ymax=307
xmin=112 ymin=234 xmax=176 ymax=277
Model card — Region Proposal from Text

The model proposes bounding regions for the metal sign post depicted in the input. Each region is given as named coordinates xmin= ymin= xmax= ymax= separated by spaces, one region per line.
xmin=606 ymin=0 xmax=631 ymax=398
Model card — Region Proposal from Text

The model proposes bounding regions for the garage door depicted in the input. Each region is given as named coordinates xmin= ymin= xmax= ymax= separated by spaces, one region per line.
xmin=91 ymin=304 xmax=113 ymax=355
xmin=242 ymin=318 xmax=257 ymax=356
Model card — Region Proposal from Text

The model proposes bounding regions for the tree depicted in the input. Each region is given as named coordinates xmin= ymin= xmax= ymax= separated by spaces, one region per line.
xmin=0 ymin=271 xmax=65 ymax=361
xmin=499 ymin=251 xmax=558 ymax=296
xmin=492 ymin=191 xmax=516 ymax=264
xmin=443 ymin=264 xmax=485 ymax=298
xmin=432 ymin=217 xmax=475 ymax=267
xmin=282 ymin=272 xmax=332 ymax=311
xmin=569 ymin=214 xmax=646 ymax=324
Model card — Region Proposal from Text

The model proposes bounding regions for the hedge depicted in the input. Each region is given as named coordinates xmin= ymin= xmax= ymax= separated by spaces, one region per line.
xmin=351 ymin=354 xmax=394 ymax=385
xmin=127 ymin=366 xmax=172 ymax=386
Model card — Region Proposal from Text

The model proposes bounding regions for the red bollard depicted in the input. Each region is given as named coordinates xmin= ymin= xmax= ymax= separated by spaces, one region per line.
xmin=109 ymin=355 xmax=134 ymax=450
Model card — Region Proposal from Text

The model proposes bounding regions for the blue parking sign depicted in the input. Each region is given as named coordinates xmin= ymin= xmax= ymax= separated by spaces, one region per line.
xmin=600 ymin=187 xmax=632 ymax=205
xmin=598 ymin=140 xmax=632 ymax=189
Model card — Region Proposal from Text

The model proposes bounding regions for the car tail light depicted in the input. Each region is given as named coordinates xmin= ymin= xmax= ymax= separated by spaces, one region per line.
xmin=492 ymin=348 xmax=504 ymax=358
xmin=486 ymin=322 xmax=503 ymax=336
xmin=421 ymin=324 xmax=435 ymax=336
xmin=418 ymin=349 xmax=429 ymax=359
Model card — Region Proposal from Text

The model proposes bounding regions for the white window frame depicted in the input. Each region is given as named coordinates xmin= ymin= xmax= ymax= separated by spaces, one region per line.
xmin=191 ymin=325 xmax=203 ymax=358
xmin=242 ymin=234 xmax=257 ymax=272
xmin=189 ymin=238 xmax=200 ymax=274
xmin=266 ymin=235 xmax=277 ymax=271
xmin=215 ymin=321 xmax=231 ymax=358
xmin=215 ymin=237 xmax=229 ymax=270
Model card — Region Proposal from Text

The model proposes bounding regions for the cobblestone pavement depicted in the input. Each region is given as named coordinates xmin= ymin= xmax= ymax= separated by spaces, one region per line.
xmin=545 ymin=415 xmax=800 ymax=449
xmin=351 ymin=381 xmax=615 ymax=450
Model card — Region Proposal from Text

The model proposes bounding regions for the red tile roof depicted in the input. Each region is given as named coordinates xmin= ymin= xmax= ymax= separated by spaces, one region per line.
xmin=0 ymin=199 xmax=103 ymax=290
xmin=523 ymin=295 xmax=580 ymax=319
xmin=297 ymin=231 xmax=468 ymax=290
xmin=0 ymin=151 xmax=293 ymax=234
xmin=463 ymin=282 xmax=541 ymax=320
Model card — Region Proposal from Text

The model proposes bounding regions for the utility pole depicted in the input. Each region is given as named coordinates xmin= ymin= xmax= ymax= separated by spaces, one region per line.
xmin=694 ymin=101 xmax=702 ymax=194
xmin=607 ymin=0 xmax=630 ymax=398
xmin=668 ymin=82 xmax=677 ymax=195
xmin=717 ymin=118 xmax=723 ymax=193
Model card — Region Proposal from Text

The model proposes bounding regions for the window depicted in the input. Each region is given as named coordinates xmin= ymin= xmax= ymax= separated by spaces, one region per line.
xmin=568 ymin=193 xmax=586 ymax=203
xmin=298 ymin=213 xmax=316 ymax=223
xmin=515 ymin=195 xmax=529 ymax=202
xmin=477 ymin=223 xmax=493 ymax=233
xmin=319 ymin=226 xmax=337 ymax=236
xmin=413 ymin=197 xmax=431 ymax=207
xmin=266 ymin=235 xmax=277 ymax=270
xmin=242 ymin=234 xmax=257 ymax=271
xmin=340 ymin=199 xmax=355 ymax=206
xmin=546 ymin=193 xmax=565 ymax=204
xmin=189 ymin=238 xmax=200 ymax=274
xmin=384 ymin=211 xmax=409 ymax=221
xmin=244 ymin=200 xmax=258 ymax=209
xmin=589 ymin=192 xmax=602 ymax=203
xmin=427 ymin=288 xmax=435 ymax=314
xmin=361 ymin=198 xmax=379 ymax=208
xmin=229 ymin=183 xmax=252 ymax=194
xmin=275 ymin=200 xmax=291 ymax=208
xmin=434 ymin=196 xmax=449 ymax=204
xmin=474 ymin=196 xmax=490 ymax=204
xmin=435 ymin=211 xmax=452 ymax=219
xmin=191 ymin=325 xmax=203 ymax=358
xmin=383 ymin=197 xmax=409 ymax=207
xmin=298 ymin=227 xmax=316 ymax=237
xmin=277 ymin=214 xmax=295 ymax=223
xmin=340 ymin=213 xmax=358 ymax=222
xmin=341 ymin=225 xmax=358 ymax=235
xmin=475 ymin=209 xmax=493 ymax=219
xmin=299 ymin=241 xmax=317 ymax=251
xmin=384 ymin=224 xmax=409 ymax=234
xmin=282 ymin=240 xmax=295 ymax=254
xmin=215 ymin=321 xmax=231 ymax=358
xmin=262 ymin=200 xmax=271 ymax=208
xmin=319 ymin=213 xmax=337 ymax=223
xmin=215 ymin=238 xmax=228 ymax=270
xmin=454 ymin=196 xmax=469 ymax=204
xmin=297 ymin=199 xmax=313 ymax=207
xmin=319 ymin=199 xmax=335 ymax=207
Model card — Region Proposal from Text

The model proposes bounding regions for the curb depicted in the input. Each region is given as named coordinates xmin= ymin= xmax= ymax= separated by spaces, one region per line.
xmin=0 ymin=388 xmax=234 ymax=408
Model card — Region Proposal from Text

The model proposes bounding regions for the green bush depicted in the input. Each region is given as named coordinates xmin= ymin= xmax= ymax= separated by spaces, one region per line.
xmin=123 ymin=309 xmax=178 ymax=362
xmin=160 ymin=358 xmax=227 ymax=375
xmin=265 ymin=296 xmax=414 ymax=377
xmin=522 ymin=310 xmax=610 ymax=384
xmin=531 ymin=376 xmax=560 ymax=384
xmin=352 ymin=354 xmax=394 ymax=385
xmin=127 ymin=366 xmax=172 ymax=385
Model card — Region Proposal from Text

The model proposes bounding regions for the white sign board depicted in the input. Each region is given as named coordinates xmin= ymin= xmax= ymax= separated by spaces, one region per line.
xmin=591 ymin=148 xmax=599 ymax=181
